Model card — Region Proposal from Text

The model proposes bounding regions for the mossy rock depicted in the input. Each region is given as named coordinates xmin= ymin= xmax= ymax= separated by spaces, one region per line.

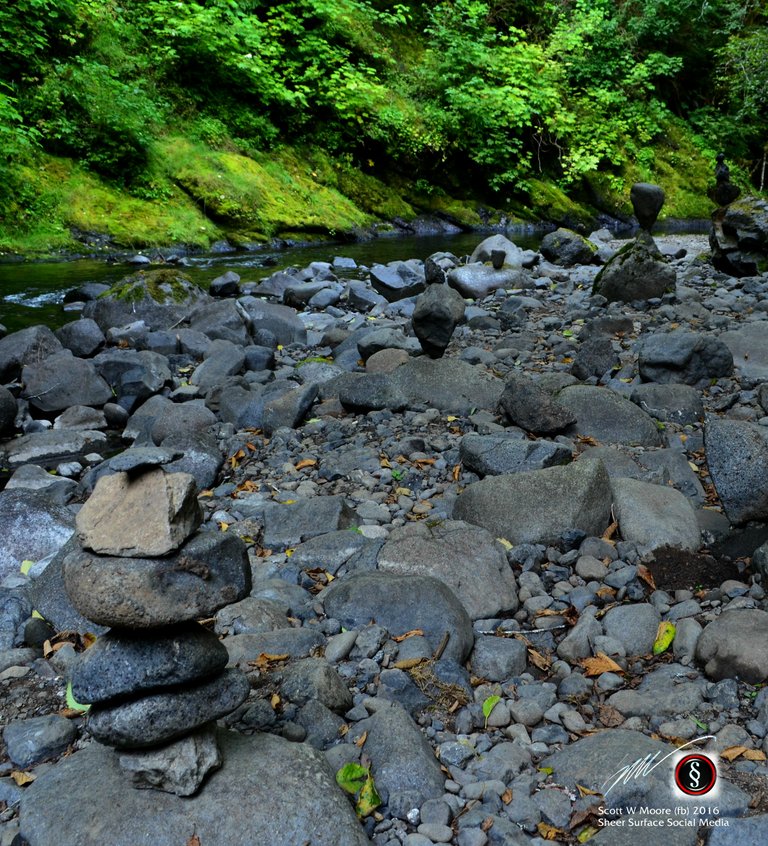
xmin=525 ymin=179 xmax=597 ymax=231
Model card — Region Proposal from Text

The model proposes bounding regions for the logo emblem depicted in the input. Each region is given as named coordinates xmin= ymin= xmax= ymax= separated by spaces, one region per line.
xmin=674 ymin=754 xmax=717 ymax=796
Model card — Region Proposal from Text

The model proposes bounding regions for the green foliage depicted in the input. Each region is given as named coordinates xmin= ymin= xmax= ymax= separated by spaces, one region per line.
xmin=336 ymin=762 xmax=382 ymax=817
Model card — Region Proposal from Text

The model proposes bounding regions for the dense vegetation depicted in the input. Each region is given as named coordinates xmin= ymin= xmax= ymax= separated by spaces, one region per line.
xmin=1 ymin=0 xmax=766 ymax=252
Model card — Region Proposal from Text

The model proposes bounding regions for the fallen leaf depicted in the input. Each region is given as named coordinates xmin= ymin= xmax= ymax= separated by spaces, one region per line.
xmin=576 ymin=434 xmax=599 ymax=446
xmin=65 ymin=680 xmax=91 ymax=713
xmin=528 ymin=648 xmax=552 ymax=671
xmin=187 ymin=837 xmax=201 ymax=846
xmin=481 ymin=817 xmax=494 ymax=833
xmin=582 ymin=652 xmax=624 ymax=677
xmin=250 ymin=653 xmax=290 ymax=672
xmin=452 ymin=464 xmax=461 ymax=482
xmin=379 ymin=455 xmax=392 ymax=468
xmin=393 ymin=629 xmax=425 ymax=642
xmin=743 ymin=749 xmax=767 ymax=761
xmin=596 ymin=586 xmax=617 ymax=600
xmin=602 ymin=520 xmax=618 ymax=542
xmin=10 ymin=771 xmax=36 ymax=786
xmin=496 ymin=537 xmax=513 ymax=550
xmin=502 ymin=788 xmax=513 ymax=804
xmin=199 ymin=489 xmax=214 ymax=498
xmin=653 ymin=621 xmax=676 ymax=655
xmin=576 ymin=784 xmax=601 ymax=798
xmin=637 ymin=564 xmax=656 ymax=590
xmin=356 ymin=770 xmax=382 ymax=817
xmin=598 ymin=704 xmax=624 ymax=727
xmin=218 ymin=521 xmax=229 ymax=532
xmin=295 ymin=458 xmax=317 ymax=470
xmin=577 ymin=824 xmax=600 ymax=842
xmin=446 ymin=415 xmax=458 ymax=422
xmin=538 ymin=822 xmax=565 ymax=840
xmin=270 ymin=693 xmax=281 ymax=710
xmin=355 ymin=731 xmax=368 ymax=748
xmin=482 ymin=694 xmax=501 ymax=726
xmin=721 ymin=745 xmax=748 ymax=761
xmin=413 ymin=458 xmax=436 ymax=468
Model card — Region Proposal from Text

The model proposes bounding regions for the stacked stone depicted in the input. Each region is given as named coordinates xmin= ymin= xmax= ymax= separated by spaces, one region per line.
xmin=62 ymin=466 xmax=252 ymax=795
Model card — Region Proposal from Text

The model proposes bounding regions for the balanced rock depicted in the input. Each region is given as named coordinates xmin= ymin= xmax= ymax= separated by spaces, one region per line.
xmin=76 ymin=469 xmax=202 ymax=557
xmin=63 ymin=531 xmax=252 ymax=628
xmin=87 ymin=669 xmax=251 ymax=748
xmin=592 ymin=231 xmax=676 ymax=302
xmin=630 ymin=182 xmax=665 ymax=230
xmin=412 ymin=283 xmax=466 ymax=358
xmin=71 ymin=625 xmax=229 ymax=705
xmin=453 ymin=458 xmax=611 ymax=545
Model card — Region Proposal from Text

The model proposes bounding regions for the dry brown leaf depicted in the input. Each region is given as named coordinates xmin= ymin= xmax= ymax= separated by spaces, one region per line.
xmin=187 ymin=836 xmax=201 ymax=846
xmin=393 ymin=629 xmax=424 ymax=642
xmin=576 ymin=784 xmax=601 ymax=798
xmin=355 ymin=730 xmax=368 ymax=748
xmin=721 ymin=745 xmax=748 ymax=761
xmin=576 ymin=435 xmax=599 ymax=446
xmin=395 ymin=657 xmax=425 ymax=670
xmin=602 ymin=520 xmax=618 ymax=542
xmin=502 ymin=788 xmax=513 ymax=805
xmin=743 ymin=749 xmax=767 ymax=761
xmin=528 ymin=648 xmax=552 ymax=671
xmin=452 ymin=464 xmax=461 ymax=482
xmin=596 ymin=586 xmax=617 ymax=600
xmin=10 ymin=770 xmax=36 ymax=786
xmin=582 ymin=652 xmax=624 ymax=677
xmin=199 ymin=489 xmax=214 ymax=498
xmin=295 ymin=458 xmax=317 ymax=470
xmin=249 ymin=653 xmax=290 ymax=672
xmin=379 ymin=454 xmax=392 ymax=468
xmin=413 ymin=458 xmax=436 ymax=468
xmin=481 ymin=818 xmax=494 ymax=833
xmin=58 ymin=708 xmax=85 ymax=719
xmin=637 ymin=564 xmax=657 ymax=590
xmin=538 ymin=821 xmax=566 ymax=840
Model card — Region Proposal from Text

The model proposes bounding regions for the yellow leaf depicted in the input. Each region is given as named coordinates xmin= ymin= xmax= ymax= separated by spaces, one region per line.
xmin=743 ymin=749 xmax=767 ymax=761
xmin=496 ymin=537 xmax=513 ymax=550
xmin=10 ymin=771 xmax=36 ymax=786
xmin=199 ymin=489 xmax=214 ymax=498
xmin=20 ymin=560 xmax=34 ymax=575
xmin=31 ymin=610 xmax=44 ymax=619
xmin=688 ymin=461 xmax=699 ymax=473
xmin=538 ymin=822 xmax=565 ymax=840
xmin=577 ymin=824 xmax=600 ymax=843
xmin=721 ymin=745 xmax=748 ymax=761
xmin=581 ymin=652 xmax=624 ymax=677
xmin=380 ymin=455 xmax=392 ymax=468
xmin=576 ymin=784 xmax=601 ymax=797
xmin=270 ymin=693 xmax=281 ymax=710
xmin=653 ymin=621 xmax=676 ymax=655
xmin=277 ymin=344 xmax=283 ymax=350
xmin=452 ymin=464 xmax=461 ymax=481
xmin=285 ymin=548 xmax=295 ymax=557
xmin=502 ymin=788 xmax=513 ymax=804
xmin=282 ymin=499 xmax=297 ymax=505
xmin=446 ymin=415 xmax=458 ymax=422
xmin=295 ymin=458 xmax=317 ymax=470
xmin=218 ymin=521 xmax=229 ymax=532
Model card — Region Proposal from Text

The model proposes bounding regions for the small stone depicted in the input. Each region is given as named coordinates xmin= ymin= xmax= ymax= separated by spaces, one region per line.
xmin=118 ymin=724 xmax=222 ymax=796
xmin=3 ymin=715 xmax=78 ymax=768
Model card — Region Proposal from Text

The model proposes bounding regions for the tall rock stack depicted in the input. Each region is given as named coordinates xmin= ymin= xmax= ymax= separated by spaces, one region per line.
xmin=62 ymin=467 xmax=252 ymax=795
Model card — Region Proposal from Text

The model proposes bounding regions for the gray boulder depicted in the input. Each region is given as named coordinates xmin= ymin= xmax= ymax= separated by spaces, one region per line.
xmin=459 ymin=432 xmax=571 ymax=476
xmin=497 ymin=372 xmax=577 ymax=435
xmin=447 ymin=264 xmax=523 ymax=299
xmin=394 ymin=357 xmax=503 ymax=414
xmin=0 ymin=489 xmax=75 ymax=581
xmin=602 ymin=604 xmax=661 ymax=656
xmin=191 ymin=338 xmax=246 ymax=388
xmin=470 ymin=234 xmax=524 ymax=267
xmin=558 ymin=384 xmax=663 ymax=446
xmin=370 ymin=261 xmax=425 ymax=302
xmin=637 ymin=331 xmax=733 ymax=385
xmin=20 ymin=730 xmax=372 ymax=846
xmin=55 ymin=318 xmax=105 ymax=357
xmin=721 ymin=321 xmax=768 ymax=382
xmin=0 ymin=325 xmax=63 ymax=382
xmin=539 ymin=228 xmax=597 ymax=266
xmin=610 ymin=477 xmax=700 ymax=551
xmin=630 ymin=383 xmax=704 ymax=424
xmin=21 ymin=351 xmax=112 ymax=413
xmin=377 ymin=520 xmax=518 ymax=620
xmin=3 ymin=715 xmax=77 ymax=769
xmin=711 ymin=196 xmax=768 ymax=277
xmin=322 ymin=571 xmax=474 ymax=663
xmin=593 ymin=231 xmax=676 ymax=302
xmin=238 ymin=297 xmax=307 ymax=346
xmin=0 ymin=385 xmax=17 ymax=435
xmin=209 ymin=270 xmax=241 ymax=297
xmin=696 ymin=609 xmax=768 ymax=683
xmin=570 ymin=337 xmax=619 ymax=380
xmin=453 ymin=458 xmax=611 ymax=545
xmin=0 ymin=429 xmax=107 ymax=469
xmin=357 ymin=327 xmax=413 ymax=361
xmin=185 ymin=299 xmax=250 ymax=345
xmin=705 ymin=416 xmax=768 ymax=524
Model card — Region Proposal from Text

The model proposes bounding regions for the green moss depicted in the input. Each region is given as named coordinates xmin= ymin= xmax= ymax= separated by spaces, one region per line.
xmin=525 ymin=178 xmax=597 ymax=229
xmin=105 ymin=268 xmax=204 ymax=304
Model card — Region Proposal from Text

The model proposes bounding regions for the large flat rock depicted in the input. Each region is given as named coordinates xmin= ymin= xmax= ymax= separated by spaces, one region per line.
xmin=20 ymin=730 xmax=371 ymax=846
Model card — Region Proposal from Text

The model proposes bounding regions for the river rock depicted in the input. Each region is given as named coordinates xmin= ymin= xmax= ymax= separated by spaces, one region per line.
xmin=637 ymin=331 xmax=733 ymax=385
xmin=225 ymin=628 xmax=325 ymax=666
xmin=55 ymin=318 xmax=105 ymax=358
xmin=592 ymin=231 xmax=676 ymax=302
xmin=21 ymin=351 xmax=112 ymax=413
xmin=453 ymin=458 xmax=611 ymax=545
xmin=322 ymin=571 xmax=474 ymax=663
xmin=447 ymin=264 xmax=522 ymax=299
xmin=71 ymin=624 xmax=229 ymax=704
xmin=539 ymin=228 xmax=596 ymax=266
xmin=0 ymin=325 xmax=63 ymax=382
xmin=209 ymin=270 xmax=241 ymax=298
xmin=63 ymin=531 xmax=251 ymax=628
xmin=557 ymin=385 xmax=664 ymax=446
xmin=610 ymin=477 xmax=700 ymax=551
xmin=2 ymin=715 xmax=78 ymax=769
xmin=469 ymin=234 xmax=523 ymax=267
xmin=370 ymin=262 xmax=425 ymax=302
xmin=721 ymin=321 xmax=768 ymax=382
xmin=696 ymin=609 xmax=768 ymax=683
xmin=705 ymin=416 xmax=768 ymax=524
xmin=357 ymin=327 xmax=413 ymax=361
xmin=261 ymin=495 xmax=355 ymax=549
xmin=602 ymin=604 xmax=661 ymax=656
xmin=497 ymin=372 xmax=577 ymax=435
xmin=0 ymin=488 xmax=75 ymax=581
xmin=237 ymin=297 xmax=308 ymax=347
xmin=278 ymin=657 xmax=354 ymax=713
xmin=84 ymin=270 xmax=208 ymax=332
xmin=76 ymin=469 xmax=202 ymax=557
xmin=190 ymin=338 xmax=246 ymax=388
xmin=630 ymin=383 xmax=704 ymax=424
xmin=0 ymin=385 xmax=18 ymax=436
xmin=118 ymin=723 xmax=222 ymax=796
xmin=20 ymin=730 xmax=372 ymax=846
xmin=357 ymin=701 xmax=445 ymax=820
xmin=0 ymin=428 xmax=107 ymax=469
xmin=86 ymin=668 xmax=249 ymax=747
xmin=459 ymin=432 xmax=571 ymax=476
xmin=412 ymin=283 xmax=466 ymax=358
xmin=262 ymin=382 xmax=318 ymax=435
xmin=377 ymin=520 xmax=518 ymax=620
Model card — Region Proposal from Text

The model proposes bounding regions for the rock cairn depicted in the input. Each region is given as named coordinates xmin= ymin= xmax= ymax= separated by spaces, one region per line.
xmin=62 ymin=465 xmax=252 ymax=795
xmin=593 ymin=181 xmax=676 ymax=302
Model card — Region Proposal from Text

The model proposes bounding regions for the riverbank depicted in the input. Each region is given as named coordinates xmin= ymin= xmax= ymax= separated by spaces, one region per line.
xmin=3 ymin=228 xmax=768 ymax=843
